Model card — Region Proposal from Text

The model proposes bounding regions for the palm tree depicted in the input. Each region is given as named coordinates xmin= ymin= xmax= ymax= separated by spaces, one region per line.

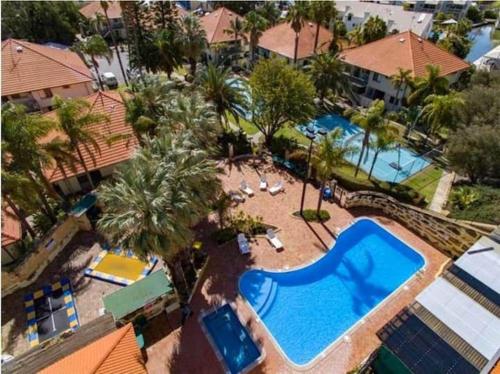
xmin=224 ymin=17 xmax=245 ymax=43
xmin=74 ymin=34 xmax=113 ymax=90
xmin=309 ymin=53 xmax=351 ymax=103
xmin=311 ymin=128 xmax=353 ymax=215
xmin=350 ymin=99 xmax=386 ymax=177
xmin=368 ymin=128 xmax=398 ymax=180
xmin=309 ymin=1 xmax=337 ymax=53
xmin=52 ymin=96 xmax=109 ymax=190
xmin=390 ymin=68 xmax=413 ymax=106
xmin=421 ymin=92 xmax=465 ymax=140
xmin=154 ymin=28 xmax=183 ymax=79
xmin=43 ymin=138 xmax=81 ymax=195
xmin=408 ymin=65 xmax=449 ymax=106
xmin=97 ymin=132 xmax=222 ymax=297
xmin=199 ymin=64 xmax=247 ymax=128
xmin=362 ymin=15 xmax=387 ymax=43
xmin=180 ymin=14 xmax=207 ymax=76
xmin=286 ymin=1 xmax=310 ymax=64
xmin=257 ymin=1 xmax=280 ymax=26
xmin=100 ymin=0 xmax=128 ymax=85
xmin=347 ymin=25 xmax=364 ymax=46
xmin=243 ymin=11 xmax=268 ymax=64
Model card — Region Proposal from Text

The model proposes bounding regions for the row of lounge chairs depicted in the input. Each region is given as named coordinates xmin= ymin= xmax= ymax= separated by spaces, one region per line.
xmin=240 ymin=177 xmax=284 ymax=197
xmin=237 ymin=229 xmax=283 ymax=255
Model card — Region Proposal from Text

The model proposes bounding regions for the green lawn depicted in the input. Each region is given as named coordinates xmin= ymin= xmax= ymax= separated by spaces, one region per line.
xmin=226 ymin=112 xmax=259 ymax=135
xmin=402 ymin=165 xmax=443 ymax=205
xmin=275 ymin=126 xmax=310 ymax=146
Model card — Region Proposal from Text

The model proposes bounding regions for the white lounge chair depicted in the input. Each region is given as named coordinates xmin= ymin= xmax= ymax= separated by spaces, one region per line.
xmin=240 ymin=181 xmax=254 ymax=197
xmin=269 ymin=181 xmax=284 ymax=195
xmin=237 ymin=233 xmax=250 ymax=254
xmin=259 ymin=175 xmax=267 ymax=191
xmin=229 ymin=191 xmax=245 ymax=203
xmin=266 ymin=229 xmax=283 ymax=249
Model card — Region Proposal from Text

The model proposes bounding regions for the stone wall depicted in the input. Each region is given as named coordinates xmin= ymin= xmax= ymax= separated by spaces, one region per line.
xmin=341 ymin=191 xmax=489 ymax=258
xmin=2 ymin=215 xmax=91 ymax=297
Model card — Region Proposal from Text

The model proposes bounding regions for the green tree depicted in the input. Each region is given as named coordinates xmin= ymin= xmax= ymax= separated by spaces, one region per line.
xmin=286 ymin=1 xmax=310 ymax=64
xmin=308 ymin=53 xmax=351 ymax=102
xmin=243 ymin=11 xmax=268 ymax=64
xmin=311 ymin=128 xmax=353 ymax=214
xmin=408 ymin=65 xmax=449 ymax=106
xmin=446 ymin=125 xmax=500 ymax=182
xmin=212 ymin=1 xmax=255 ymax=15
xmin=466 ymin=5 xmax=483 ymax=23
xmin=100 ymin=1 xmax=128 ymax=85
xmin=199 ymin=64 xmax=247 ymax=128
xmin=257 ymin=1 xmax=281 ymax=26
xmin=349 ymin=99 xmax=386 ymax=177
xmin=437 ymin=19 xmax=472 ymax=58
xmin=1 ymin=1 xmax=82 ymax=45
xmin=97 ymin=132 xmax=222 ymax=297
xmin=347 ymin=25 xmax=364 ymax=46
xmin=368 ymin=128 xmax=398 ymax=180
xmin=43 ymin=137 xmax=81 ymax=197
xmin=362 ymin=16 xmax=387 ymax=43
xmin=250 ymin=58 xmax=316 ymax=145
xmin=154 ymin=28 xmax=183 ymax=78
xmin=180 ymin=15 xmax=207 ymax=76
xmin=74 ymin=34 xmax=112 ymax=90
xmin=309 ymin=1 xmax=337 ymax=53
xmin=224 ymin=17 xmax=245 ymax=43
xmin=421 ymin=92 xmax=465 ymax=139
xmin=120 ymin=1 xmax=149 ymax=72
xmin=458 ymin=85 xmax=500 ymax=128
xmin=390 ymin=68 xmax=413 ymax=105
xmin=52 ymin=96 xmax=109 ymax=189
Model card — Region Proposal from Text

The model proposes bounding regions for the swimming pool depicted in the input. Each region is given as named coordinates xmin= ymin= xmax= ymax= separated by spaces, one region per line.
xmin=297 ymin=114 xmax=430 ymax=183
xmin=201 ymin=303 xmax=264 ymax=374
xmin=239 ymin=218 xmax=425 ymax=367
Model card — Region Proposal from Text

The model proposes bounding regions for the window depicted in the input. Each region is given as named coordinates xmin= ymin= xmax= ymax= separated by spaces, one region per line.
xmin=347 ymin=13 xmax=352 ymax=21
xmin=62 ymin=85 xmax=70 ymax=89
xmin=389 ymin=96 xmax=399 ymax=105
xmin=372 ymin=73 xmax=380 ymax=83
xmin=43 ymin=88 xmax=53 ymax=98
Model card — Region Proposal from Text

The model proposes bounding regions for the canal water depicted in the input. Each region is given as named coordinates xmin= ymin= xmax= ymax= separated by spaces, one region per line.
xmin=466 ymin=25 xmax=495 ymax=62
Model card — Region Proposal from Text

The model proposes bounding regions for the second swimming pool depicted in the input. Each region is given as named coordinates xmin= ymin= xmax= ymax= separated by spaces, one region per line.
xmin=239 ymin=218 xmax=425 ymax=366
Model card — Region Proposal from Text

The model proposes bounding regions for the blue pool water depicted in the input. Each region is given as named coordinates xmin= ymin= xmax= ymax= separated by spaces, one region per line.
xmin=202 ymin=304 xmax=262 ymax=374
xmin=466 ymin=25 xmax=494 ymax=62
xmin=239 ymin=218 xmax=425 ymax=366
xmin=298 ymin=114 xmax=430 ymax=183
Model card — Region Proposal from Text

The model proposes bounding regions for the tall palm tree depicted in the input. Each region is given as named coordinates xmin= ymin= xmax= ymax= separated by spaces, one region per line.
xmin=180 ymin=14 xmax=207 ymax=76
xmin=311 ymin=128 xmax=353 ymax=214
xmin=390 ymin=68 xmax=413 ymax=106
xmin=224 ymin=17 xmax=245 ymax=43
xmin=243 ymin=11 xmax=268 ymax=64
xmin=257 ymin=1 xmax=280 ymax=26
xmin=350 ymin=99 xmax=386 ymax=177
xmin=286 ymin=1 xmax=310 ymax=64
xmin=368 ymin=128 xmax=398 ymax=180
xmin=154 ymin=28 xmax=183 ymax=79
xmin=52 ymin=96 xmax=109 ymax=190
xmin=309 ymin=1 xmax=337 ymax=53
xmin=199 ymin=64 xmax=247 ymax=128
xmin=362 ymin=15 xmax=387 ymax=43
xmin=347 ymin=25 xmax=364 ymax=46
xmin=97 ymin=132 xmax=222 ymax=297
xmin=421 ymin=92 xmax=465 ymax=140
xmin=100 ymin=0 xmax=128 ymax=85
xmin=309 ymin=53 xmax=351 ymax=103
xmin=43 ymin=138 xmax=81 ymax=195
xmin=120 ymin=92 xmax=155 ymax=145
xmin=74 ymin=34 xmax=113 ymax=90
xmin=408 ymin=65 xmax=449 ymax=106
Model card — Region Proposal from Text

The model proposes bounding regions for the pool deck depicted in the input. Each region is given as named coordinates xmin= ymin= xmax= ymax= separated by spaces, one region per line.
xmin=144 ymin=160 xmax=449 ymax=374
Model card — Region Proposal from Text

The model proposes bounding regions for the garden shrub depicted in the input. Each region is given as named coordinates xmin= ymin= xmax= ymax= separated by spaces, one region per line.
xmin=270 ymin=134 xmax=299 ymax=157
xmin=218 ymin=129 xmax=252 ymax=157
xmin=293 ymin=209 xmax=331 ymax=222
xmin=211 ymin=212 xmax=269 ymax=245
xmin=448 ymin=184 xmax=500 ymax=224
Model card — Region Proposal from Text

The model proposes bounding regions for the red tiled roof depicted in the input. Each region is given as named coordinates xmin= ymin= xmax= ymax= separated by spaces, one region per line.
xmin=2 ymin=206 xmax=22 ymax=248
xmin=43 ymin=91 xmax=138 ymax=183
xmin=1 ymin=39 xmax=93 ymax=96
xmin=258 ymin=21 xmax=333 ymax=60
xmin=339 ymin=31 xmax=470 ymax=78
xmin=200 ymin=7 xmax=244 ymax=44
xmin=79 ymin=1 xmax=122 ymax=19
xmin=40 ymin=323 xmax=146 ymax=374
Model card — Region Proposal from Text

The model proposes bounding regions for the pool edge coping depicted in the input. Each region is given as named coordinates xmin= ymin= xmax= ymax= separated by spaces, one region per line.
xmin=237 ymin=216 xmax=428 ymax=371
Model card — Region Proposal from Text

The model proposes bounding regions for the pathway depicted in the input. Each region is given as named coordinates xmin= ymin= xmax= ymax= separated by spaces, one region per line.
xmin=429 ymin=170 xmax=455 ymax=213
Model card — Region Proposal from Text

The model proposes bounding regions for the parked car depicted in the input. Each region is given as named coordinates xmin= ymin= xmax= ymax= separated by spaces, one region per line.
xmin=101 ymin=72 xmax=118 ymax=89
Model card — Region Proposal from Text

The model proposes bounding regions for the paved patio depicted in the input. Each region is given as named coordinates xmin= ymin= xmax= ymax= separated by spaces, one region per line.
xmin=144 ymin=159 xmax=449 ymax=374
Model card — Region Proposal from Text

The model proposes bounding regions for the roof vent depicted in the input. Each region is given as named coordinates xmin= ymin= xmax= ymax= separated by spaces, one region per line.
xmin=16 ymin=46 xmax=23 ymax=53
xmin=399 ymin=38 xmax=405 ymax=43
xmin=417 ymin=37 xmax=423 ymax=43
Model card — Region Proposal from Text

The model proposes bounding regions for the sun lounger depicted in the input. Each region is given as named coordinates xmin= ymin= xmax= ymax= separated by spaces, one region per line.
xmin=266 ymin=229 xmax=283 ymax=249
xmin=259 ymin=175 xmax=267 ymax=191
xmin=237 ymin=233 xmax=250 ymax=254
xmin=269 ymin=181 xmax=284 ymax=195
xmin=240 ymin=181 xmax=254 ymax=197
xmin=229 ymin=191 xmax=245 ymax=203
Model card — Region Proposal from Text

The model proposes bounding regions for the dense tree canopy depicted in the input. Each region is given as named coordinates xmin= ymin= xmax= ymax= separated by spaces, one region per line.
xmin=1 ymin=1 xmax=82 ymax=45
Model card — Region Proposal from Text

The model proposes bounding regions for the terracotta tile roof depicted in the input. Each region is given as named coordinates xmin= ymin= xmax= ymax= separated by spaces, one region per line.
xmin=2 ymin=206 xmax=22 ymax=247
xmin=258 ymin=21 xmax=333 ymax=60
xmin=39 ymin=323 xmax=146 ymax=374
xmin=79 ymin=1 xmax=122 ymax=19
xmin=43 ymin=90 xmax=138 ymax=183
xmin=199 ymin=7 xmax=244 ymax=44
xmin=1 ymin=39 xmax=93 ymax=96
xmin=339 ymin=31 xmax=470 ymax=78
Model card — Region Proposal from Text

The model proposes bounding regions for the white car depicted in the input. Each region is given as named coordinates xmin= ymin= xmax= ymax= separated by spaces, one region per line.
xmin=101 ymin=72 xmax=118 ymax=89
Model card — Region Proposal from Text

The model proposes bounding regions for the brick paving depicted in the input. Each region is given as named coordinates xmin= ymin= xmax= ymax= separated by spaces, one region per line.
xmin=144 ymin=160 xmax=449 ymax=374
